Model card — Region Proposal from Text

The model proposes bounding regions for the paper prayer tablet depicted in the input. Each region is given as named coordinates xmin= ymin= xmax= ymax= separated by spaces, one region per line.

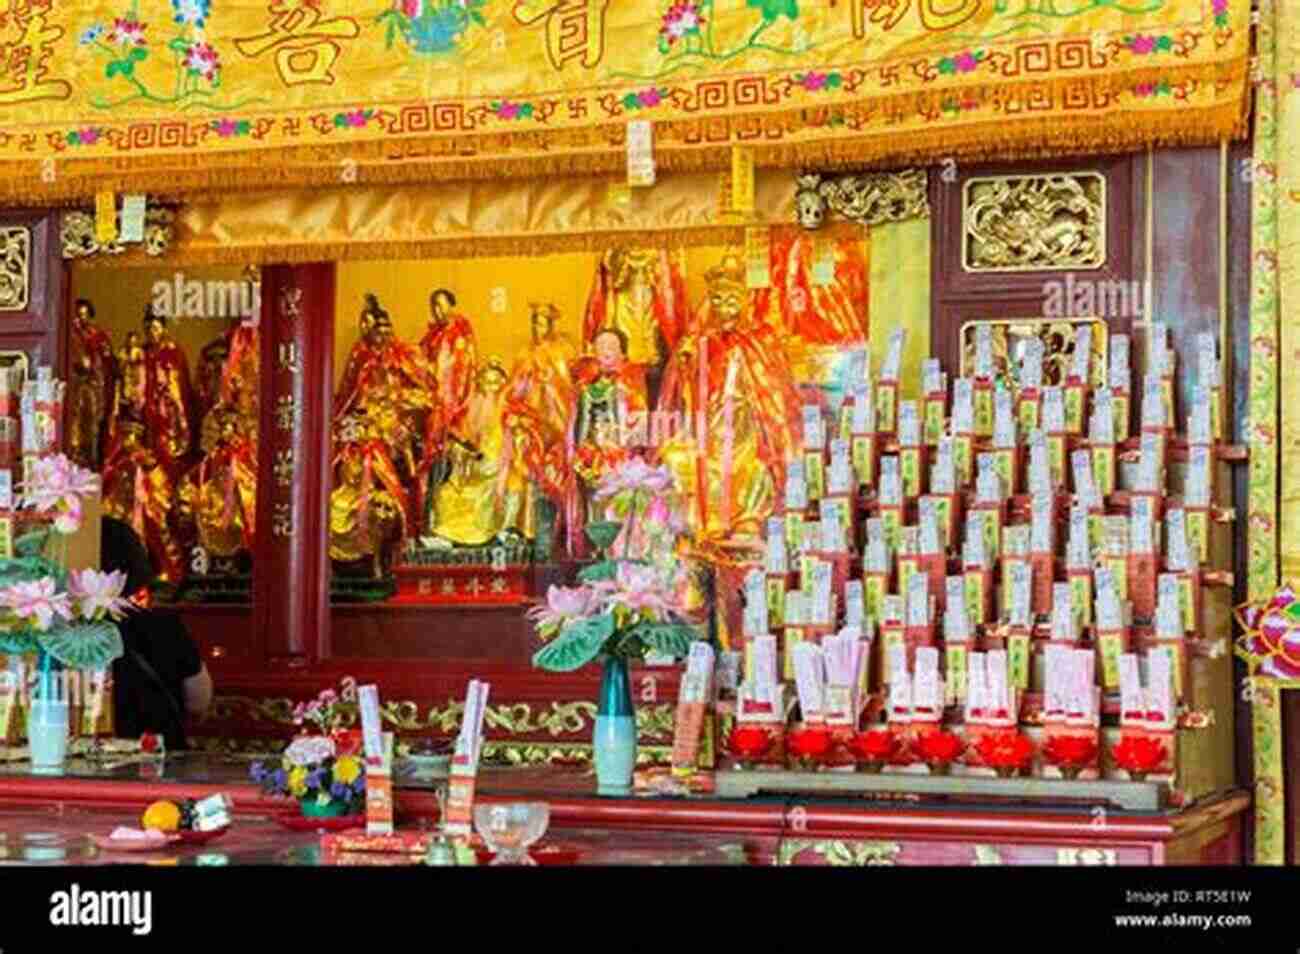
xmin=1021 ymin=339 xmax=1045 ymax=390
xmin=883 ymin=329 xmax=906 ymax=382
xmin=1109 ymin=335 xmax=1130 ymax=390
xmin=1042 ymin=388 xmax=1065 ymax=432
xmin=953 ymin=378 xmax=975 ymax=433
xmin=1071 ymin=326 xmax=1092 ymax=381
xmin=975 ymin=325 xmax=995 ymax=379
xmin=923 ymin=358 xmax=944 ymax=395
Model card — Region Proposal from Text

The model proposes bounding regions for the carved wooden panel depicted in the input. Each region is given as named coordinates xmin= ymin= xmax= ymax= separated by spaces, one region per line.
xmin=962 ymin=171 xmax=1106 ymax=272
xmin=0 ymin=226 xmax=30 ymax=310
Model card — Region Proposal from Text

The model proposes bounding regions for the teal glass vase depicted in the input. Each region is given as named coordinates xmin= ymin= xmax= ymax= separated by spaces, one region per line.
xmin=593 ymin=655 xmax=636 ymax=797
xmin=300 ymin=796 xmax=353 ymax=819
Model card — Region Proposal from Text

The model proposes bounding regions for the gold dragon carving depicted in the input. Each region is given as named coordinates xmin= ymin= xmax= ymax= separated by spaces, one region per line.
xmin=962 ymin=172 xmax=1105 ymax=271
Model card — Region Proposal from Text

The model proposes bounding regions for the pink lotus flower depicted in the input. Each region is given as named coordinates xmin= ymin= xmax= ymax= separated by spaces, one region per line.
xmin=638 ymin=88 xmax=662 ymax=107
xmin=594 ymin=456 xmax=673 ymax=499
xmin=111 ymin=18 xmax=147 ymax=46
xmin=801 ymin=72 xmax=827 ymax=90
xmin=1212 ymin=0 xmax=1228 ymax=13
xmin=79 ymin=128 xmax=101 ymax=145
xmin=68 ymin=569 xmax=132 ymax=621
xmin=953 ymin=52 xmax=979 ymax=72
xmin=285 ymin=735 xmax=336 ymax=766
xmin=611 ymin=562 xmax=681 ymax=621
xmin=2 ymin=578 xmax=72 ymax=631
xmin=214 ymin=118 xmax=239 ymax=137
xmin=659 ymin=1 xmax=704 ymax=45
xmin=1130 ymin=35 xmax=1156 ymax=54
xmin=400 ymin=0 xmax=423 ymax=16
xmin=528 ymin=585 xmax=600 ymax=633
xmin=184 ymin=41 xmax=220 ymax=81
xmin=23 ymin=454 xmax=100 ymax=533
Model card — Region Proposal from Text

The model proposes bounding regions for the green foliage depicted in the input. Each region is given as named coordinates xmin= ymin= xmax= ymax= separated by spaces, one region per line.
xmin=38 ymin=621 xmax=124 ymax=670
xmin=577 ymin=559 xmax=618 ymax=583
xmin=747 ymin=0 xmax=798 ymax=22
xmin=533 ymin=613 xmax=615 ymax=672
xmin=0 ymin=631 xmax=38 ymax=655
xmin=624 ymin=622 xmax=696 ymax=659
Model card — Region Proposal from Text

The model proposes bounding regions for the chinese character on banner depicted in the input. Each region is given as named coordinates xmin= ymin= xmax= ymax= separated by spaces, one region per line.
xmin=235 ymin=0 xmax=360 ymax=87
xmin=0 ymin=4 xmax=73 ymax=106
xmin=513 ymin=0 xmax=610 ymax=70
xmin=277 ymin=342 xmax=300 ymax=373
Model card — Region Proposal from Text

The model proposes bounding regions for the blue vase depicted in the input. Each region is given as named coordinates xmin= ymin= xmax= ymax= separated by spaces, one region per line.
xmin=593 ymin=655 xmax=636 ymax=796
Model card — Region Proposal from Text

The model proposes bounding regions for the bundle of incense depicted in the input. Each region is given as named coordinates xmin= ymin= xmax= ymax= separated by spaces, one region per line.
xmin=823 ymin=440 xmax=855 ymax=549
xmin=765 ymin=517 xmax=788 ymax=628
xmin=1109 ymin=334 xmax=1132 ymax=442
xmin=1005 ymin=561 xmax=1034 ymax=691
xmin=973 ymin=325 xmax=996 ymax=437
xmin=963 ymin=515 xmax=993 ymax=626
xmin=922 ymin=358 xmax=948 ymax=446
xmin=944 ymin=575 xmax=971 ymax=707
xmin=357 ymin=684 xmax=394 ymax=835
xmin=912 ymin=646 xmax=944 ymax=727
xmin=1027 ymin=429 xmax=1053 ymax=497
xmin=739 ymin=635 xmax=784 ymax=723
xmin=821 ymin=631 xmax=861 ymax=727
xmin=1088 ymin=388 xmax=1117 ymax=496
xmin=898 ymin=400 xmax=925 ymax=500
xmin=1050 ymin=581 xmax=1078 ymax=645
xmin=896 ymin=525 xmax=922 ymax=611
xmin=886 ymin=643 xmax=912 ymax=726
xmin=1197 ymin=332 xmax=1223 ymax=441
xmin=1000 ymin=525 xmax=1031 ymax=620
xmin=1093 ymin=565 xmax=1129 ymax=691
xmin=1102 ymin=515 xmax=1130 ymax=603
xmin=444 ymin=679 xmax=490 ymax=835
xmin=1129 ymin=495 xmax=1158 ymax=619
xmin=1148 ymin=321 xmax=1176 ymax=426
xmin=1065 ymin=509 xmax=1093 ymax=632
xmin=925 ymin=436 xmax=961 ymax=548
xmin=1041 ymin=387 xmax=1067 ymax=489
xmin=1155 ymin=574 xmax=1187 ymax=701
xmin=880 ymin=594 xmax=907 ymax=683
xmin=877 ymin=327 xmax=906 ymax=435
xmin=952 ymin=378 xmax=975 ymax=487
xmin=783 ymin=456 xmax=809 ymax=547
xmin=850 ymin=387 xmax=878 ymax=489
xmin=983 ymin=649 xmax=1016 ymax=726
xmin=992 ymin=384 xmax=1019 ymax=494
xmin=863 ymin=518 xmax=890 ymax=625
xmin=1018 ymin=338 xmax=1046 ymax=432
xmin=742 ymin=569 xmax=770 ymax=658
xmin=845 ymin=579 xmax=865 ymax=633
xmin=1029 ymin=492 xmax=1056 ymax=615
xmin=791 ymin=641 xmax=826 ymax=726
xmin=973 ymin=453 xmax=1005 ymax=558
xmin=671 ymin=643 xmax=715 ymax=775
xmin=878 ymin=456 xmax=904 ymax=552
xmin=802 ymin=405 xmax=827 ymax=503
xmin=918 ymin=502 xmax=946 ymax=608
xmin=1166 ymin=508 xmax=1200 ymax=635
xmin=905 ymin=567 xmax=934 ymax=662
xmin=782 ymin=590 xmax=807 ymax=681
xmin=965 ymin=650 xmax=989 ymax=724
xmin=1064 ymin=324 xmax=1092 ymax=434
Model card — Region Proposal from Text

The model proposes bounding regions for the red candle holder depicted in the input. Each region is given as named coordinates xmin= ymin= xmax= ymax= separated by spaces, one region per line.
xmin=1113 ymin=735 xmax=1169 ymax=781
xmin=1042 ymin=735 xmax=1099 ymax=780
xmin=847 ymin=729 xmax=901 ymax=773
xmin=786 ymin=726 xmax=833 ymax=771
xmin=973 ymin=730 xmax=1035 ymax=779
xmin=728 ymin=725 xmax=774 ymax=770
xmin=915 ymin=730 xmax=965 ymax=776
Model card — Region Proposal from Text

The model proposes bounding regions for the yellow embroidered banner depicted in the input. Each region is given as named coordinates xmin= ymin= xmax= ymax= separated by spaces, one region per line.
xmin=0 ymin=0 xmax=1251 ymax=201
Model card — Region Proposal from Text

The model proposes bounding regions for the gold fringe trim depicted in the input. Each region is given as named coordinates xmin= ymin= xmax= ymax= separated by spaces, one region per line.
xmin=78 ymin=221 xmax=864 ymax=268
xmin=0 ymin=61 xmax=1250 ymax=207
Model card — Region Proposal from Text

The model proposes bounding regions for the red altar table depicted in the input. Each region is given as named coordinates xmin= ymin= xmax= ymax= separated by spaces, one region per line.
xmin=0 ymin=756 xmax=1249 ymax=866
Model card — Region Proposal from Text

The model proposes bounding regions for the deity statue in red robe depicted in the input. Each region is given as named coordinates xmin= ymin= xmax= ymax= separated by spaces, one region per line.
xmin=656 ymin=254 xmax=803 ymax=549
xmin=196 ymin=271 xmax=260 ymax=453
xmin=106 ymin=332 xmax=147 ymax=456
xmin=142 ymin=306 xmax=199 ymax=478
xmin=330 ymin=412 xmax=410 ymax=577
xmin=102 ymin=421 xmax=185 ymax=583
xmin=67 ymin=298 xmax=116 ymax=471
xmin=583 ymin=246 xmax=687 ymax=403
xmin=177 ymin=404 xmax=257 ymax=569
xmin=420 ymin=287 xmax=477 ymax=440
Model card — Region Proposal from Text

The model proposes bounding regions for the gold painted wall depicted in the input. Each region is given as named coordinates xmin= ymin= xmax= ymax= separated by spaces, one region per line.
xmin=869 ymin=217 xmax=931 ymax=400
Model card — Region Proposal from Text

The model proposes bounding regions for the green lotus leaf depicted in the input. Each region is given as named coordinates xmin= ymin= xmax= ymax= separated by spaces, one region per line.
xmin=533 ymin=613 xmax=614 ymax=672
xmin=577 ymin=559 xmax=618 ymax=583
xmin=0 ymin=630 xmax=39 ymax=655
xmin=624 ymin=622 xmax=696 ymax=659
xmin=37 ymin=621 xmax=124 ymax=670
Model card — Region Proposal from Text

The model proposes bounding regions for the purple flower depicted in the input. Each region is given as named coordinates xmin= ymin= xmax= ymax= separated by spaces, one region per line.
xmin=497 ymin=101 xmax=520 ymax=119
xmin=350 ymin=776 xmax=366 ymax=794
xmin=271 ymin=768 xmax=287 ymax=789
xmin=305 ymin=768 xmax=325 ymax=790
xmin=1212 ymin=0 xmax=1228 ymax=13
xmin=214 ymin=118 xmax=239 ymax=137
xmin=1130 ymin=35 xmax=1156 ymax=54
xmin=347 ymin=110 xmax=368 ymax=128
xmin=638 ymin=88 xmax=662 ymax=107
xmin=79 ymin=128 xmax=100 ymax=145
xmin=954 ymin=52 xmax=978 ymax=72
xmin=330 ymin=782 xmax=349 ymax=800
xmin=801 ymin=71 xmax=826 ymax=91
xmin=611 ymin=562 xmax=681 ymax=621
xmin=250 ymin=762 xmax=265 ymax=782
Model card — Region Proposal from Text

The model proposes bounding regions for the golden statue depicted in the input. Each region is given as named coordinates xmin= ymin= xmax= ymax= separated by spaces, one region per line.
xmin=196 ymin=271 xmax=260 ymax=453
xmin=142 ymin=306 xmax=198 ymax=476
xmin=420 ymin=287 xmax=478 ymax=437
xmin=68 ymin=298 xmax=115 ymax=470
xmin=106 ymin=331 xmax=148 ymax=455
xmin=329 ymin=415 xmax=407 ymax=579
xmin=427 ymin=359 xmax=532 ymax=547
xmin=102 ymin=421 xmax=185 ymax=583
xmin=583 ymin=246 xmax=687 ymax=374
xmin=501 ymin=302 xmax=579 ymax=508
xmin=177 ymin=405 xmax=257 ymax=566
xmin=656 ymin=254 xmax=803 ymax=546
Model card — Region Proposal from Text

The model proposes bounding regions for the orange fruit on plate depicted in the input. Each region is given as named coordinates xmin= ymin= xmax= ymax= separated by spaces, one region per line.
xmin=141 ymin=800 xmax=181 ymax=832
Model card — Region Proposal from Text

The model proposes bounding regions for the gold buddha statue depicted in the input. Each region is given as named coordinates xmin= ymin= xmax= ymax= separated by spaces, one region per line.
xmin=583 ymin=246 xmax=686 ymax=382
xmin=329 ymin=415 xmax=406 ymax=580
xmin=177 ymin=405 xmax=257 ymax=565
xmin=656 ymin=253 xmax=803 ymax=547
xmin=68 ymin=298 xmax=115 ymax=470
xmin=427 ymin=358 xmax=532 ymax=547
xmin=102 ymin=420 xmax=185 ymax=583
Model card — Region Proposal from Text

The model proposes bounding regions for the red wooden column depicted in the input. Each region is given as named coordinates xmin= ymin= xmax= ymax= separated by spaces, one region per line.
xmin=254 ymin=264 xmax=335 ymax=668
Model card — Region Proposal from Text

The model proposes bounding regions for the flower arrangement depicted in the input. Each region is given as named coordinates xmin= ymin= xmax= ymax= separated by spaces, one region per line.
xmin=849 ymin=729 xmax=905 ymax=773
xmin=378 ymin=0 xmax=487 ymax=55
xmin=786 ymin=725 xmax=833 ymax=770
xmin=250 ymin=679 xmax=366 ymax=816
xmin=0 ymin=455 xmax=127 ymax=671
xmin=973 ymin=730 xmax=1035 ymax=779
xmin=1043 ymin=734 xmax=1100 ymax=780
xmin=728 ymin=725 xmax=773 ymax=769
xmin=1113 ymin=735 xmax=1169 ymax=781
xmin=916 ymin=730 xmax=965 ymax=775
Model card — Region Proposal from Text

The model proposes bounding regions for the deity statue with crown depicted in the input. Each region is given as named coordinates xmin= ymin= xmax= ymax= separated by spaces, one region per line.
xmin=102 ymin=420 xmax=186 ymax=583
xmin=176 ymin=404 xmax=257 ymax=578
xmin=329 ymin=412 xmax=408 ymax=583
xmin=67 ymin=297 xmax=116 ymax=471
xmin=195 ymin=267 xmax=260 ymax=454
xmin=656 ymin=253 xmax=803 ymax=551
xmin=142 ymin=305 xmax=199 ymax=479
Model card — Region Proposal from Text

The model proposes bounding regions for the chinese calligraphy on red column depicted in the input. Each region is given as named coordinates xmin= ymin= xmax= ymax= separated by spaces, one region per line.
xmin=513 ymin=0 xmax=610 ymax=70
xmin=235 ymin=0 xmax=360 ymax=87
xmin=0 ymin=1 xmax=71 ymax=105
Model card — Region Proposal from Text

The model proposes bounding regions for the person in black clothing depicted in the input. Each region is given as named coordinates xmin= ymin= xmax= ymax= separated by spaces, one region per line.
xmin=101 ymin=517 xmax=213 ymax=750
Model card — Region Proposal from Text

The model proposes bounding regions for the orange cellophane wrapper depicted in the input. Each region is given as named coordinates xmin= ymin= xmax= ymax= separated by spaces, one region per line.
xmin=1030 ymin=552 xmax=1054 ymax=617
xmin=321 ymin=831 xmax=433 ymax=855
xmin=1128 ymin=552 xmax=1158 ymax=620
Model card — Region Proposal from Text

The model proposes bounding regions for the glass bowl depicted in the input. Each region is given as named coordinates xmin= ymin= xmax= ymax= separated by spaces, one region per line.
xmin=472 ymin=803 xmax=550 ymax=865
